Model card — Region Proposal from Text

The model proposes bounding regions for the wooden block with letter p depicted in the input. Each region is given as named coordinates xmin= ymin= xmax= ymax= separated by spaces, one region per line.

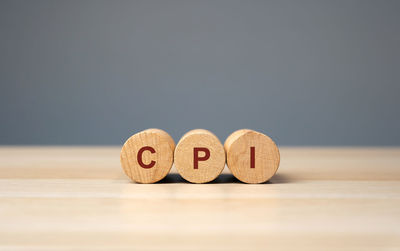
xmin=120 ymin=128 xmax=175 ymax=183
xmin=224 ymin=129 xmax=280 ymax=184
xmin=174 ymin=129 xmax=225 ymax=183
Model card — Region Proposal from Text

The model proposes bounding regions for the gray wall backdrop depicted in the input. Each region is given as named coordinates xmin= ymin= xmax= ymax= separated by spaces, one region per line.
xmin=1 ymin=0 xmax=399 ymax=146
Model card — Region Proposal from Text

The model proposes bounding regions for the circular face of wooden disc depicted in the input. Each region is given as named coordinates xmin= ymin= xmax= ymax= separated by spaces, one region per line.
xmin=224 ymin=129 xmax=280 ymax=184
xmin=120 ymin=129 xmax=175 ymax=184
xmin=174 ymin=129 xmax=226 ymax=184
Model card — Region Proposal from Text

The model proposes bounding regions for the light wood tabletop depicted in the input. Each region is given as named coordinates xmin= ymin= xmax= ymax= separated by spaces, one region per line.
xmin=0 ymin=147 xmax=399 ymax=250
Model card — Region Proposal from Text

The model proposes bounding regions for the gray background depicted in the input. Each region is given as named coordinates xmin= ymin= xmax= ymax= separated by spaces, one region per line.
xmin=1 ymin=0 xmax=399 ymax=146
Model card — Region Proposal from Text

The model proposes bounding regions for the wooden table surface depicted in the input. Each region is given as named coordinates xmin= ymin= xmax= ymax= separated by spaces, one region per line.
xmin=0 ymin=147 xmax=399 ymax=250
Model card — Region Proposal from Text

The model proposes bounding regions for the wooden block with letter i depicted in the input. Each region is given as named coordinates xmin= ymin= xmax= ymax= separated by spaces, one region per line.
xmin=174 ymin=129 xmax=225 ymax=183
xmin=120 ymin=128 xmax=175 ymax=183
xmin=224 ymin=129 xmax=280 ymax=184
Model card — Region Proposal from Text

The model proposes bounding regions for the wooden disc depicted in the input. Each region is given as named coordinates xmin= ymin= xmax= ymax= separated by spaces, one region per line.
xmin=174 ymin=129 xmax=225 ymax=183
xmin=120 ymin=129 xmax=175 ymax=184
xmin=224 ymin=129 xmax=280 ymax=184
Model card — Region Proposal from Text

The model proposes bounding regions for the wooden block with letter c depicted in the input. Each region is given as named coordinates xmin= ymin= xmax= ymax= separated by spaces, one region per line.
xmin=224 ymin=129 xmax=280 ymax=184
xmin=174 ymin=129 xmax=225 ymax=183
xmin=120 ymin=128 xmax=175 ymax=183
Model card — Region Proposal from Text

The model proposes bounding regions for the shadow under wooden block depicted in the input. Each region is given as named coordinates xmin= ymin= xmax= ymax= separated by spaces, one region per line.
xmin=155 ymin=172 xmax=292 ymax=184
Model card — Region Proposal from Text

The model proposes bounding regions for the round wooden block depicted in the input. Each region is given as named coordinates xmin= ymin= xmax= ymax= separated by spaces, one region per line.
xmin=174 ymin=129 xmax=225 ymax=183
xmin=120 ymin=129 xmax=175 ymax=184
xmin=224 ymin=129 xmax=280 ymax=184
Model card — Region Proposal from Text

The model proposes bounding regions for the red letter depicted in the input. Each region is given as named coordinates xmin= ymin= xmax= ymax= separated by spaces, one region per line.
xmin=250 ymin=147 xmax=255 ymax=168
xmin=137 ymin=146 xmax=156 ymax=169
xmin=193 ymin=147 xmax=210 ymax=169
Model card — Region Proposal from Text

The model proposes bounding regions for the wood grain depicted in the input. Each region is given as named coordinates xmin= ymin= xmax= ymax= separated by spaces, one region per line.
xmin=0 ymin=146 xmax=400 ymax=250
xmin=174 ymin=129 xmax=225 ymax=183
xmin=225 ymin=129 xmax=280 ymax=183
xmin=120 ymin=129 xmax=175 ymax=183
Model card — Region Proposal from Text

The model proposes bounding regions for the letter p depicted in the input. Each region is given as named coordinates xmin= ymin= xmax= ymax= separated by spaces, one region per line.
xmin=193 ymin=147 xmax=210 ymax=169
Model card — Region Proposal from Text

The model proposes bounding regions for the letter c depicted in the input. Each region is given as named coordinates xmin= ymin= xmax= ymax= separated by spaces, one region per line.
xmin=137 ymin=146 xmax=156 ymax=169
